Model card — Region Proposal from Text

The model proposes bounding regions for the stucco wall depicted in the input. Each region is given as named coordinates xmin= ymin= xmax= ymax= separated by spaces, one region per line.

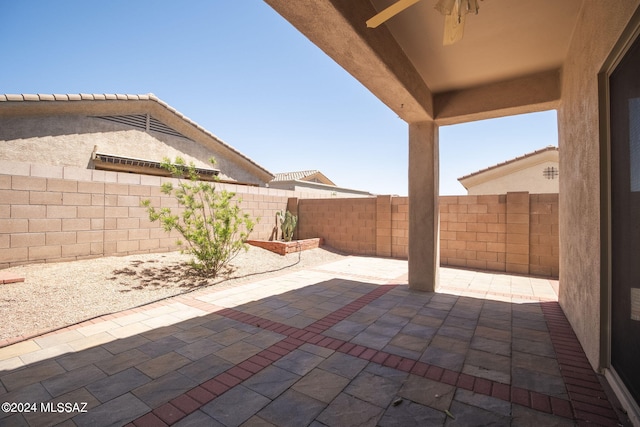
xmin=467 ymin=161 xmax=559 ymax=195
xmin=559 ymin=0 xmax=640 ymax=369
xmin=0 ymin=115 xmax=264 ymax=186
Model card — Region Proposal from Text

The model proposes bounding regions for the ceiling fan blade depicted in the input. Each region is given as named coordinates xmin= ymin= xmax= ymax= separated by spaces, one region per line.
xmin=442 ymin=1 xmax=466 ymax=45
xmin=366 ymin=0 xmax=421 ymax=28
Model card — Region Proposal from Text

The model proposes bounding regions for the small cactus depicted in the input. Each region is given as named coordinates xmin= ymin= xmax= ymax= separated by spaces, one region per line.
xmin=277 ymin=210 xmax=298 ymax=242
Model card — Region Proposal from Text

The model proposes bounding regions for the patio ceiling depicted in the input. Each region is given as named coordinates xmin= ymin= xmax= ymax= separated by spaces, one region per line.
xmin=265 ymin=0 xmax=584 ymax=124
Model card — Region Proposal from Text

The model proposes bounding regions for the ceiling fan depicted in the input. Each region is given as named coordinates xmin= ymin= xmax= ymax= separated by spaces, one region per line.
xmin=366 ymin=0 xmax=482 ymax=45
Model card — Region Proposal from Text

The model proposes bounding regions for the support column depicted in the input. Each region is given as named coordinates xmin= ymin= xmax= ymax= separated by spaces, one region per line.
xmin=408 ymin=121 xmax=440 ymax=291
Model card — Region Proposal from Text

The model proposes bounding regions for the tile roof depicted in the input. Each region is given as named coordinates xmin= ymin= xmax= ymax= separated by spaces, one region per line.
xmin=272 ymin=170 xmax=322 ymax=182
xmin=458 ymin=145 xmax=558 ymax=181
xmin=0 ymin=93 xmax=273 ymax=180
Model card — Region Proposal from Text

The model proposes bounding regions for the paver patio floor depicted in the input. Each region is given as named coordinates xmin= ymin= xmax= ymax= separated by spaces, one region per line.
xmin=0 ymin=256 xmax=627 ymax=426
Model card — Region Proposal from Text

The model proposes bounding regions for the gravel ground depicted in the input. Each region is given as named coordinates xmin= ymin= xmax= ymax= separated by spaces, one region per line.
xmin=0 ymin=246 xmax=347 ymax=342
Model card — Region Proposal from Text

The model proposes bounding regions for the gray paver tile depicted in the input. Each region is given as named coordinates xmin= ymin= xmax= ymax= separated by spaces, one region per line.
xmin=316 ymin=392 xmax=383 ymax=427
xmin=512 ymin=316 xmax=548 ymax=332
xmin=243 ymin=365 xmax=301 ymax=399
xmin=202 ymin=385 xmax=271 ymax=427
xmin=174 ymin=409 xmax=224 ymax=427
xmin=378 ymin=399 xmax=447 ymax=427
xmin=476 ymin=325 xmax=511 ymax=342
xmin=350 ymin=330 xmax=393 ymax=350
xmin=176 ymin=337 xmax=225 ymax=361
xmin=135 ymin=351 xmax=191 ymax=379
xmin=41 ymin=364 xmax=106 ymax=397
xmin=512 ymin=326 xmax=549 ymax=343
xmin=513 ymin=336 xmax=555 ymax=358
xmin=438 ymin=325 xmax=475 ymax=341
xmin=23 ymin=386 xmax=100 ymax=427
xmin=282 ymin=314 xmax=316 ymax=328
xmin=0 ymin=383 xmax=52 ymax=420
xmin=388 ymin=332 xmax=430 ymax=352
xmin=470 ymin=335 xmax=511 ymax=357
xmin=463 ymin=349 xmax=511 ymax=383
xmin=86 ymin=367 xmax=151 ymax=402
xmin=241 ymin=415 xmax=277 ymax=426
xmin=453 ymin=388 xmax=511 ymax=417
xmin=132 ymin=371 xmax=198 ymax=408
xmin=137 ymin=335 xmax=187 ymax=358
xmin=318 ymin=352 xmax=368 ymax=380
xmin=443 ymin=315 xmax=478 ymax=330
xmin=172 ymin=325 xmax=216 ymax=343
xmin=73 ymin=392 xmax=150 ymax=427
xmin=273 ymin=349 xmax=324 ymax=376
xmin=298 ymin=343 xmax=334 ymax=358
xmin=400 ymin=322 xmax=438 ymax=340
xmin=291 ymin=367 xmax=349 ymax=403
xmin=382 ymin=344 xmax=422 ymax=360
xmin=94 ymin=348 xmax=151 ymax=375
xmin=345 ymin=370 xmax=404 ymax=408
xmin=214 ymin=341 xmax=262 ymax=364
xmin=100 ymin=334 xmax=152 ymax=355
xmin=56 ymin=346 xmax=113 ymax=371
xmin=420 ymin=346 xmax=466 ymax=371
xmin=178 ymin=353 xmax=234 ymax=383
xmin=512 ymin=351 xmax=561 ymax=376
xmin=242 ymin=330 xmax=285 ymax=349
xmin=0 ymin=359 xmax=65 ymax=392
xmin=477 ymin=316 xmax=512 ymax=331
xmin=258 ymin=389 xmax=326 ymax=427
xmin=512 ymin=367 xmax=568 ymax=398
xmin=511 ymin=404 xmax=576 ymax=426
xmin=1 ymin=413 xmax=28 ymax=426
xmin=397 ymin=375 xmax=455 ymax=412
xmin=444 ymin=400 xmax=510 ymax=426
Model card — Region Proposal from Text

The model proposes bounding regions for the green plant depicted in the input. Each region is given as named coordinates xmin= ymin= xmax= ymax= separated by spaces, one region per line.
xmin=142 ymin=157 xmax=255 ymax=277
xmin=277 ymin=210 xmax=298 ymax=242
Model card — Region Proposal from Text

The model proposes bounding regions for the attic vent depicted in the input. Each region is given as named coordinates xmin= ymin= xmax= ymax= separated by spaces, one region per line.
xmin=95 ymin=114 xmax=189 ymax=139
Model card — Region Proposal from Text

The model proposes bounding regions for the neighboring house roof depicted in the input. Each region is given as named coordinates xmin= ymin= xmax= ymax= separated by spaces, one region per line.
xmin=272 ymin=170 xmax=336 ymax=186
xmin=0 ymin=93 xmax=274 ymax=183
xmin=458 ymin=145 xmax=559 ymax=189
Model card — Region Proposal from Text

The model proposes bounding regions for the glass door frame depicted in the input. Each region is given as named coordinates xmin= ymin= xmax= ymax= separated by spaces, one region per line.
xmin=598 ymin=5 xmax=640 ymax=423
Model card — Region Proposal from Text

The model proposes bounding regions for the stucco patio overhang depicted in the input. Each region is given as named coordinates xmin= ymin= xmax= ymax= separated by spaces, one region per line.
xmin=264 ymin=0 xmax=581 ymax=293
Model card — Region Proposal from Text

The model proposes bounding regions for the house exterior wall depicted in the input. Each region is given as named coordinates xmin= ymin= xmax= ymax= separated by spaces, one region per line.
xmin=558 ymin=0 xmax=640 ymax=370
xmin=0 ymin=160 xmax=331 ymax=268
xmin=466 ymin=161 xmax=559 ymax=195
xmin=0 ymin=115 xmax=264 ymax=186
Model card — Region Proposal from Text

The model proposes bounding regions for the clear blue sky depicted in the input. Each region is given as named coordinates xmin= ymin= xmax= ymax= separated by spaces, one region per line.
xmin=0 ymin=1 xmax=558 ymax=196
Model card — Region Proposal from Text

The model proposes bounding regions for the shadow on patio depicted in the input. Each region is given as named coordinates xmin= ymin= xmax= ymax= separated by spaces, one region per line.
xmin=0 ymin=257 xmax=628 ymax=426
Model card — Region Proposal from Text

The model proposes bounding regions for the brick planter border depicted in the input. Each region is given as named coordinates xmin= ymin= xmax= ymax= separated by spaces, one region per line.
xmin=246 ymin=238 xmax=323 ymax=255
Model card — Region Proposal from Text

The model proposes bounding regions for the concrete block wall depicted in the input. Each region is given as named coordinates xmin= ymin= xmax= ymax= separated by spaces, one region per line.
xmin=391 ymin=197 xmax=409 ymax=258
xmin=529 ymin=193 xmax=560 ymax=277
xmin=0 ymin=161 xmax=331 ymax=269
xmin=295 ymin=192 xmax=559 ymax=278
xmin=296 ymin=197 xmax=377 ymax=256
xmin=440 ymin=195 xmax=507 ymax=272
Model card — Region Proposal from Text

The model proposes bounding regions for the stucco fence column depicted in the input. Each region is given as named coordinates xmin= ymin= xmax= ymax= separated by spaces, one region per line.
xmin=408 ymin=121 xmax=440 ymax=292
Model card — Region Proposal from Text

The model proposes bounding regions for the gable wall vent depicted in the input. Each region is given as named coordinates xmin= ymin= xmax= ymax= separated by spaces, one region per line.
xmin=94 ymin=114 xmax=190 ymax=139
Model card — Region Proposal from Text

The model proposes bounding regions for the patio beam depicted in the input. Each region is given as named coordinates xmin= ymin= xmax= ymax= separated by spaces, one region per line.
xmin=263 ymin=0 xmax=434 ymax=123
xmin=408 ymin=121 xmax=440 ymax=292
xmin=434 ymin=69 xmax=562 ymax=125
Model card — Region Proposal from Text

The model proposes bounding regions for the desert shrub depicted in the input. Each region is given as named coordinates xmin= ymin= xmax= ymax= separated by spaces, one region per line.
xmin=142 ymin=157 xmax=255 ymax=277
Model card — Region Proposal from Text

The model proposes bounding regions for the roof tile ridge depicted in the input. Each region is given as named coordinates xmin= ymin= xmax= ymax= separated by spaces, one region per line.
xmin=458 ymin=145 xmax=559 ymax=180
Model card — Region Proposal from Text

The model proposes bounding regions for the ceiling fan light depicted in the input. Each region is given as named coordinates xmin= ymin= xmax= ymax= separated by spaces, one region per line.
xmin=434 ymin=0 xmax=457 ymax=15
xmin=435 ymin=0 xmax=480 ymax=17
